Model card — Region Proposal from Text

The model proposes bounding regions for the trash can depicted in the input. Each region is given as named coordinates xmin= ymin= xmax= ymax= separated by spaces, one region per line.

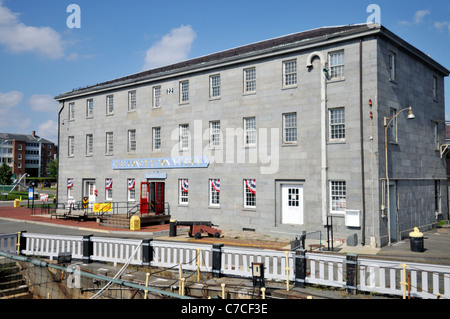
xmin=409 ymin=227 xmax=424 ymax=252
xmin=130 ymin=216 xmax=141 ymax=231
xmin=169 ymin=219 xmax=177 ymax=237
xmin=14 ymin=199 xmax=20 ymax=208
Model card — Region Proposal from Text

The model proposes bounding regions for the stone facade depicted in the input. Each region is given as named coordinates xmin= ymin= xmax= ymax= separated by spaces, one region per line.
xmin=55 ymin=25 xmax=449 ymax=247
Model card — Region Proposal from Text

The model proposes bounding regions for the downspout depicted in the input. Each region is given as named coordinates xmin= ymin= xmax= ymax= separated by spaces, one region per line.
xmin=306 ymin=52 xmax=328 ymax=225
xmin=56 ymin=101 xmax=64 ymax=206
xmin=359 ymin=39 xmax=367 ymax=246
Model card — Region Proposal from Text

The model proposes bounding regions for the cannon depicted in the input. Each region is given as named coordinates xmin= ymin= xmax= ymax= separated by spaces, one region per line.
xmin=173 ymin=221 xmax=222 ymax=239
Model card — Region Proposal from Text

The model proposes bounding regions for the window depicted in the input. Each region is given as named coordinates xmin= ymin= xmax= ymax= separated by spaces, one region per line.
xmin=69 ymin=102 xmax=75 ymax=120
xmin=106 ymin=132 xmax=114 ymax=155
xmin=18 ymin=144 xmax=22 ymax=151
xmin=209 ymin=121 xmax=221 ymax=148
xmin=244 ymin=68 xmax=256 ymax=93
xmin=128 ymin=129 xmax=136 ymax=152
xmin=244 ymin=117 xmax=256 ymax=146
xmin=433 ymin=76 xmax=438 ymax=101
xmin=18 ymin=154 xmax=22 ymax=160
xmin=283 ymin=113 xmax=297 ymax=143
xmin=128 ymin=91 xmax=136 ymax=111
xmin=180 ymin=81 xmax=189 ymax=103
xmin=389 ymin=108 xmax=397 ymax=143
xmin=153 ymin=86 xmax=161 ymax=108
xmin=330 ymin=181 xmax=346 ymax=213
xmin=127 ymin=178 xmax=135 ymax=201
xmin=86 ymin=99 xmax=94 ymax=117
xmin=179 ymin=124 xmax=190 ymax=150
xmin=210 ymin=75 xmax=221 ymax=98
xmin=389 ymin=51 xmax=396 ymax=81
xmin=153 ymin=127 xmax=161 ymax=151
xmin=105 ymin=178 xmax=113 ymax=201
xmin=329 ymin=108 xmax=345 ymax=140
xmin=86 ymin=134 xmax=93 ymax=155
xmin=210 ymin=179 xmax=220 ymax=207
xmin=329 ymin=51 xmax=344 ymax=79
xmin=17 ymin=162 xmax=21 ymax=168
xmin=67 ymin=178 xmax=74 ymax=199
xmin=106 ymin=95 xmax=114 ymax=115
xmin=179 ymin=179 xmax=189 ymax=205
xmin=244 ymin=179 xmax=256 ymax=208
xmin=283 ymin=60 xmax=297 ymax=87
xmin=68 ymin=136 xmax=74 ymax=156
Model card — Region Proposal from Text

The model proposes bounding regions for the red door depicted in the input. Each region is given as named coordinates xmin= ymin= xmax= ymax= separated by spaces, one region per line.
xmin=154 ymin=182 xmax=165 ymax=215
xmin=140 ymin=182 xmax=150 ymax=214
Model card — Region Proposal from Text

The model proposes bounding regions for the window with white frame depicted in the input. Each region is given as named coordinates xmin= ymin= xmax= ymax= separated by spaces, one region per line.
xmin=106 ymin=132 xmax=113 ymax=155
xmin=389 ymin=108 xmax=397 ymax=143
xmin=128 ymin=129 xmax=136 ymax=152
xmin=209 ymin=121 xmax=221 ymax=148
xmin=105 ymin=178 xmax=113 ymax=201
xmin=210 ymin=179 xmax=220 ymax=207
xmin=18 ymin=144 xmax=22 ymax=151
xmin=69 ymin=102 xmax=75 ymax=120
xmin=127 ymin=178 xmax=135 ymax=201
xmin=330 ymin=181 xmax=346 ymax=213
xmin=86 ymin=99 xmax=94 ymax=118
xmin=329 ymin=51 xmax=344 ymax=79
xmin=153 ymin=127 xmax=161 ymax=151
xmin=128 ymin=90 xmax=136 ymax=111
xmin=433 ymin=76 xmax=438 ymax=101
xmin=86 ymin=134 xmax=93 ymax=155
xmin=283 ymin=60 xmax=297 ymax=87
xmin=179 ymin=124 xmax=189 ymax=150
xmin=153 ymin=86 xmax=161 ymax=108
xmin=329 ymin=108 xmax=345 ymax=140
xmin=389 ymin=51 xmax=396 ymax=81
xmin=283 ymin=113 xmax=297 ymax=143
xmin=68 ymin=136 xmax=74 ymax=156
xmin=244 ymin=68 xmax=256 ymax=93
xmin=244 ymin=117 xmax=256 ymax=146
xmin=180 ymin=81 xmax=189 ymax=103
xmin=106 ymin=95 xmax=114 ymax=115
xmin=244 ymin=179 xmax=256 ymax=208
xmin=210 ymin=74 xmax=221 ymax=98
xmin=179 ymin=179 xmax=189 ymax=205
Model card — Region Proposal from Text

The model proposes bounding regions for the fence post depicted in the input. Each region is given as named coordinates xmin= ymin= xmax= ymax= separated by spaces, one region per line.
xmin=82 ymin=235 xmax=93 ymax=264
xmin=142 ymin=238 xmax=153 ymax=266
xmin=16 ymin=231 xmax=27 ymax=255
xmin=212 ymin=243 xmax=224 ymax=278
xmin=346 ymin=254 xmax=358 ymax=295
xmin=294 ymin=249 xmax=307 ymax=288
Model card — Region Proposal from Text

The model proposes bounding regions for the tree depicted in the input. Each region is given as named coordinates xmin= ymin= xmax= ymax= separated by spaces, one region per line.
xmin=0 ymin=162 xmax=13 ymax=185
xmin=47 ymin=157 xmax=58 ymax=179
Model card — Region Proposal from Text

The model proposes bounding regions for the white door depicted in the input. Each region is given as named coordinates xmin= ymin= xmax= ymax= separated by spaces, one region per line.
xmin=282 ymin=184 xmax=303 ymax=225
xmin=87 ymin=181 xmax=96 ymax=207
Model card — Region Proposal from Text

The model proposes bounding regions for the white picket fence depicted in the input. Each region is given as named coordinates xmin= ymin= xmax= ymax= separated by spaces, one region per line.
xmin=1 ymin=232 xmax=450 ymax=299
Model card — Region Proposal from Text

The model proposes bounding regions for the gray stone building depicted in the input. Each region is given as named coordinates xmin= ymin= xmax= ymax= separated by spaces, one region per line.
xmin=55 ymin=24 xmax=449 ymax=247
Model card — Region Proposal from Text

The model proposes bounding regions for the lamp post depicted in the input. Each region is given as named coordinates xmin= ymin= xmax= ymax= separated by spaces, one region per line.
xmin=384 ymin=106 xmax=415 ymax=245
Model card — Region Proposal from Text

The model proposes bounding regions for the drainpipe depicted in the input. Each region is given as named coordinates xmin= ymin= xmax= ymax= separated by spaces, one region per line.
xmin=57 ymin=101 xmax=64 ymax=207
xmin=306 ymin=52 xmax=328 ymax=225
xmin=359 ymin=39 xmax=367 ymax=246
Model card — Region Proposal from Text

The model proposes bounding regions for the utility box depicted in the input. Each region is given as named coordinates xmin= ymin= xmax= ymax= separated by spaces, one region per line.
xmin=130 ymin=216 xmax=141 ymax=231
xmin=14 ymin=199 xmax=20 ymax=208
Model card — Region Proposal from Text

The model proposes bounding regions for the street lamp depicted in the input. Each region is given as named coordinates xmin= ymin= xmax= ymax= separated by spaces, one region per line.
xmin=384 ymin=106 xmax=415 ymax=245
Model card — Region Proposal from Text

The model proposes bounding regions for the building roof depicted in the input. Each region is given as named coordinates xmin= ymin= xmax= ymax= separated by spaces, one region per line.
xmin=0 ymin=132 xmax=54 ymax=145
xmin=55 ymin=24 xmax=449 ymax=101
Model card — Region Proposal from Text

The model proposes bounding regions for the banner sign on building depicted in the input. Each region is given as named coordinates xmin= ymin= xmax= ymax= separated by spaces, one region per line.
xmin=93 ymin=202 xmax=113 ymax=213
xmin=111 ymin=156 xmax=209 ymax=170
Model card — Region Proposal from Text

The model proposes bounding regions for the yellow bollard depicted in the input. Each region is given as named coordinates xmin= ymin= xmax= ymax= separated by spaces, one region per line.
xmin=285 ymin=251 xmax=290 ymax=291
xmin=221 ymin=283 xmax=226 ymax=299
xmin=16 ymin=231 xmax=21 ymax=254
xmin=181 ymin=277 xmax=185 ymax=296
xmin=261 ymin=287 xmax=266 ymax=299
xmin=399 ymin=264 xmax=409 ymax=299
xmin=144 ymin=272 xmax=150 ymax=299
xmin=196 ymin=248 xmax=201 ymax=283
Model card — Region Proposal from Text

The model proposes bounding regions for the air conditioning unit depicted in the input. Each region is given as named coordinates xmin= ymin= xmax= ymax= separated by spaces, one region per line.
xmin=345 ymin=210 xmax=361 ymax=227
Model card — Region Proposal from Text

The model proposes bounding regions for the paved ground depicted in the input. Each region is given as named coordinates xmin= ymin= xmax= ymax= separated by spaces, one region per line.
xmin=1 ymin=203 xmax=450 ymax=266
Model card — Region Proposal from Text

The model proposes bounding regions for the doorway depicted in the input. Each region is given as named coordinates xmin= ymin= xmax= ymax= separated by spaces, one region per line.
xmin=140 ymin=182 xmax=165 ymax=215
xmin=281 ymin=184 xmax=304 ymax=225
xmin=83 ymin=179 xmax=96 ymax=208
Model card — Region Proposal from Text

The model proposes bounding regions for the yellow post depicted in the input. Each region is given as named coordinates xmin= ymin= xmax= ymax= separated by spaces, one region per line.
xmin=221 ymin=283 xmax=226 ymax=299
xmin=285 ymin=251 xmax=290 ymax=291
xmin=196 ymin=248 xmax=201 ymax=283
xmin=16 ymin=231 xmax=21 ymax=254
xmin=181 ymin=277 xmax=185 ymax=296
xmin=144 ymin=272 xmax=150 ymax=299
xmin=399 ymin=264 xmax=409 ymax=299
xmin=179 ymin=263 xmax=183 ymax=280
xmin=261 ymin=287 xmax=266 ymax=299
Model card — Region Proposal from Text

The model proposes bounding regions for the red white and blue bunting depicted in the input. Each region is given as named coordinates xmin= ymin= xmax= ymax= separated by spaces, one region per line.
xmin=211 ymin=179 xmax=220 ymax=192
xmin=245 ymin=179 xmax=256 ymax=194
xmin=106 ymin=178 xmax=113 ymax=190
xmin=67 ymin=178 xmax=73 ymax=189
xmin=128 ymin=179 xmax=135 ymax=190
xmin=181 ymin=179 xmax=189 ymax=193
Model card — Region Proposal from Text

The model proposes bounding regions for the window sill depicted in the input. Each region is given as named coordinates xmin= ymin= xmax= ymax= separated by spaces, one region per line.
xmin=282 ymin=85 xmax=297 ymax=91
xmin=328 ymin=140 xmax=346 ymax=145
xmin=282 ymin=143 xmax=298 ymax=147
xmin=208 ymin=205 xmax=221 ymax=209
xmin=178 ymin=204 xmax=189 ymax=207
xmin=243 ymin=92 xmax=256 ymax=96
xmin=327 ymin=77 xmax=345 ymax=84
xmin=209 ymin=97 xmax=221 ymax=102
xmin=242 ymin=207 xmax=256 ymax=211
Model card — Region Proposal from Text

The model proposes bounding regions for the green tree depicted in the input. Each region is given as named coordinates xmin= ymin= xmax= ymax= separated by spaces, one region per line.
xmin=47 ymin=157 xmax=58 ymax=179
xmin=0 ymin=162 xmax=13 ymax=185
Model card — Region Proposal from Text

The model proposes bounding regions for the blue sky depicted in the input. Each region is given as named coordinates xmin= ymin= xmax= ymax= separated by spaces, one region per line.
xmin=0 ymin=0 xmax=449 ymax=144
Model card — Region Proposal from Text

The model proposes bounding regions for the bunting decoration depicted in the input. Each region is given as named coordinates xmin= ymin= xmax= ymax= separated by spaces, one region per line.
xmin=67 ymin=178 xmax=73 ymax=189
xmin=128 ymin=179 xmax=135 ymax=190
xmin=182 ymin=179 xmax=189 ymax=193
xmin=211 ymin=179 xmax=220 ymax=192
xmin=245 ymin=179 xmax=256 ymax=194
xmin=106 ymin=178 xmax=113 ymax=190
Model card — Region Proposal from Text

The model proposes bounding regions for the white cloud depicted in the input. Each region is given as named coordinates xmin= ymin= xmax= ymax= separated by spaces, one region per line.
xmin=434 ymin=21 xmax=450 ymax=34
xmin=0 ymin=90 xmax=23 ymax=109
xmin=28 ymin=94 xmax=59 ymax=113
xmin=414 ymin=10 xmax=430 ymax=24
xmin=0 ymin=90 xmax=31 ymax=133
xmin=38 ymin=120 xmax=58 ymax=143
xmin=143 ymin=25 xmax=196 ymax=70
xmin=0 ymin=2 xmax=64 ymax=59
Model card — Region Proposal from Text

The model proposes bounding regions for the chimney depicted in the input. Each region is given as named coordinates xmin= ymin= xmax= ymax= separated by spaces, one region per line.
xmin=32 ymin=131 xmax=36 ymax=137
